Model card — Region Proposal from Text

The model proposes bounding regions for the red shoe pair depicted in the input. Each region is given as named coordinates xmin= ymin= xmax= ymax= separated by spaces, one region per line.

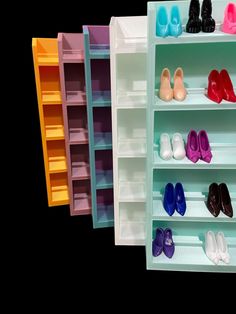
xmin=208 ymin=69 xmax=236 ymax=104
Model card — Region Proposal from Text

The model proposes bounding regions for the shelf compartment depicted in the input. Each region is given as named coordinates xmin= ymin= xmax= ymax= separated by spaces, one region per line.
xmin=97 ymin=189 xmax=114 ymax=223
xmin=60 ymin=33 xmax=84 ymax=62
xmin=93 ymin=107 xmax=112 ymax=149
xmin=116 ymin=91 xmax=147 ymax=108
xmin=47 ymin=140 xmax=67 ymax=173
xmin=117 ymin=108 xmax=146 ymax=156
xmin=43 ymin=105 xmax=64 ymax=140
xmin=85 ymin=26 xmax=110 ymax=58
xmin=92 ymin=90 xmax=111 ymax=107
xmin=120 ymin=222 xmax=145 ymax=242
xmin=95 ymin=150 xmax=113 ymax=189
xmin=50 ymin=173 xmax=69 ymax=205
xmin=154 ymin=88 xmax=236 ymax=111
xmin=150 ymin=221 xmax=236 ymax=272
xmin=64 ymin=63 xmax=86 ymax=104
xmin=119 ymin=202 xmax=145 ymax=222
xmin=119 ymin=182 xmax=145 ymax=202
xmin=70 ymin=144 xmax=90 ymax=180
xmin=34 ymin=38 xmax=59 ymax=65
xmin=73 ymin=180 xmax=91 ymax=213
xmin=39 ymin=66 xmax=62 ymax=104
xmin=118 ymin=158 xmax=146 ymax=184
xmin=153 ymin=110 xmax=236 ymax=169
xmin=67 ymin=106 xmax=88 ymax=144
xmin=152 ymin=168 xmax=236 ymax=221
xmin=112 ymin=16 xmax=147 ymax=53
xmin=148 ymin=1 xmax=236 ymax=46
xmin=116 ymin=53 xmax=147 ymax=99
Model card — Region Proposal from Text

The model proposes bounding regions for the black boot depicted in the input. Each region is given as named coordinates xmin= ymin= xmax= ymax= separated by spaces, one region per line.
xmin=186 ymin=0 xmax=202 ymax=33
xmin=201 ymin=0 xmax=216 ymax=32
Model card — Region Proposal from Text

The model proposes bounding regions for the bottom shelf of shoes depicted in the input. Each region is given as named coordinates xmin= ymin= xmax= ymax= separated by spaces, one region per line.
xmin=148 ymin=221 xmax=236 ymax=272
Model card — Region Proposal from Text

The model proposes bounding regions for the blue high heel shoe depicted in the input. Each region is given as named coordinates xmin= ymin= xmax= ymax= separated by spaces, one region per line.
xmin=169 ymin=5 xmax=182 ymax=37
xmin=156 ymin=6 xmax=169 ymax=37
xmin=175 ymin=182 xmax=186 ymax=216
xmin=163 ymin=183 xmax=175 ymax=216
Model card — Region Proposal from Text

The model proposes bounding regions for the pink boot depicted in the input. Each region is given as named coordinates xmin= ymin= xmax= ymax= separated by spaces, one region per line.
xmin=222 ymin=3 xmax=236 ymax=34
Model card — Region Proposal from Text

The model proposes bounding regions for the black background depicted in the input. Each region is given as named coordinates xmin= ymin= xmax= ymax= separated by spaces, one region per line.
xmin=28 ymin=0 xmax=232 ymax=294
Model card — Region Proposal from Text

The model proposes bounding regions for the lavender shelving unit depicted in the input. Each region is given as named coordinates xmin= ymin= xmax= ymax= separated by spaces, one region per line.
xmin=58 ymin=33 xmax=91 ymax=215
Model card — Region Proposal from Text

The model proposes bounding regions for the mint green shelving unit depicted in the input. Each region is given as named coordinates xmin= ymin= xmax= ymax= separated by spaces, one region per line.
xmin=146 ymin=0 xmax=236 ymax=272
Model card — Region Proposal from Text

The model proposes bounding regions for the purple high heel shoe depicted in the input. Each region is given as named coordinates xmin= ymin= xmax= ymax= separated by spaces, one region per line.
xmin=186 ymin=130 xmax=201 ymax=163
xmin=163 ymin=228 xmax=175 ymax=258
xmin=198 ymin=130 xmax=212 ymax=163
xmin=152 ymin=228 xmax=164 ymax=257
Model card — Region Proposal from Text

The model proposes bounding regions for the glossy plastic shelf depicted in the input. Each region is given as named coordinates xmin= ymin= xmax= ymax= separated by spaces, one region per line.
xmin=58 ymin=33 xmax=84 ymax=62
xmin=96 ymin=170 xmax=113 ymax=189
xmin=154 ymin=89 xmax=236 ymax=111
xmin=119 ymin=182 xmax=146 ymax=202
xmin=92 ymin=90 xmax=111 ymax=107
xmin=94 ymin=132 xmax=112 ymax=149
xmin=90 ymin=44 xmax=110 ymax=59
xmin=66 ymin=91 xmax=86 ymax=104
xmin=116 ymin=91 xmax=147 ymax=108
xmin=50 ymin=173 xmax=69 ymax=206
xmin=71 ymin=161 xmax=90 ymax=180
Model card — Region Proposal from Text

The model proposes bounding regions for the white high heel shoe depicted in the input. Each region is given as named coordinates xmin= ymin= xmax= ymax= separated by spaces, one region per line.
xmin=216 ymin=232 xmax=230 ymax=264
xmin=205 ymin=231 xmax=220 ymax=265
xmin=172 ymin=133 xmax=186 ymax=160
xmin=160 ymin=133 xmax=173 ymax=160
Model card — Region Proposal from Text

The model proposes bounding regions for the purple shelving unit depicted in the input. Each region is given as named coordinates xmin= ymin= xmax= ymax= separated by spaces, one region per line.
xmin=58 ymin=33 xmax=91 ymax=216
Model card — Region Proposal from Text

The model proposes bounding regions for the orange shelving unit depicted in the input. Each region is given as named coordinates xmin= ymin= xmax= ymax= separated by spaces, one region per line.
xmin=32 ymin=38 xmax=69 ymax=206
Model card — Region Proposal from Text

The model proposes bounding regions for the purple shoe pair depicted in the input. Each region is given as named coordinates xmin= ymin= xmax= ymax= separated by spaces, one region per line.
xmin=186 ymin=130 xmax=212 ymax=163
xmin=152 ymin=228 xmax=175 ymax=258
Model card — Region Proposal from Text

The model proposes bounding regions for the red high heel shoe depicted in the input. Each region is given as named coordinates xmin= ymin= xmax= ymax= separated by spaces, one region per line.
xmin=207 ymin=70 xmax=223 ymax=103
xmin=220 ymin=69 xmax=236 ymax=103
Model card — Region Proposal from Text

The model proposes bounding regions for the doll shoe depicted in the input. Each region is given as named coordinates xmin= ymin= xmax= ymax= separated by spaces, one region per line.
xmin=163 ymin=183 xmax=175 ymax=216
xmin=175 ymin=183 xmax=186 ymax=216
xmin=207 ymin=183 xmax=221 ymax=217
xmin=159 ymin=68 xmax=173 ymax=101
xmin=222 ymin=3 xmax=236 ymax=34
xmin=216 ymin=232 xmax=230 ymax=264
xmin=186 ymin=130 xmax=201 ymax=163
xmin=198 ymin=130 xmax=212 ymax=163
xmin=160 ymin=133 xmax=173 ymax=160
xmin=156 ymin=6 xmax=169 ymax=37
xmin=186 ymin=0 xmax=202 ymax=33
xmin=220 ymin=69 xmax=236 ymax=103
xmin=173 ymin=68 xmax=187 ymax=101
xmin=205 ymin=231 xmax=220 ymax=265
xmin=152 ymin=228 xmax=165 ymax=257
xmin=219 ymin=183 xmax=234 ymax=218
xmin=172 ymin=133 xmax=186 ymax=160
xmin=163 ymin=228 xmax=175 ymax=258
xmin=201 ymin=0 xmax=216 ymax=33
xmin=169 ymin=5 xmax=182 ymax=37
xmin=207 ymin=70 xmax=223 ymax=104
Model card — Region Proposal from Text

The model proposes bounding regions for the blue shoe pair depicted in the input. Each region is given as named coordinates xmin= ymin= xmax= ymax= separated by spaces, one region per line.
xmin=152 ymin=227 xmax=175 ymax=258
xmin=163 ymin=183 xmax=186 ymax=216
xmin=156 ymin=5 xmax=182 ymax=38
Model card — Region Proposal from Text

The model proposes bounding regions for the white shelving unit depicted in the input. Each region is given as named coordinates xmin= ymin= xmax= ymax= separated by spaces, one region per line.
xmin=110 ymin=16 xmax=147 ymax=245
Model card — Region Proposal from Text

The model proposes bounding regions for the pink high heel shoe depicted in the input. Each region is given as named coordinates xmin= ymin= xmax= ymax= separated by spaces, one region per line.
xmin=186 ymin=130 xmax=201 ymax=163
xmin=198 ymin=130 xmax=212 ymax=163
xmin=222 ymin=3 xmax=236 ymax=34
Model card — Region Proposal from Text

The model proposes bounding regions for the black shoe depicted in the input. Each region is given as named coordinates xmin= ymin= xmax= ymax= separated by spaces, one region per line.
xmin=201 ymin=0 xmax=216 ymax=32
xmin=186 ymin=0 xmax=202 ymax=33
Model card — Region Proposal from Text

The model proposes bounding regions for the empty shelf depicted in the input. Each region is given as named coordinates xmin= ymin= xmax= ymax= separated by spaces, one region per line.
xmin=154 ymin=88 xmax=236 ymax=111
xmin=94 ymin=132 xmax=112 ymax=150
xmin=72 ymin=161 xmax=90 ymax=180
xmin=42 ymin=91 xmax=62 ymax=104
xmin=97 ymin=203 xmax=114 ymax=223
xmin=48 ymin=156 xmax=67 ymax=173
xmin=118 ymin=139 xmax=146 ymax=157
xmin=66 ymin=91 xmax=86 ymax=104
xmin=120 ymin=222 xmax=145 ymax=242
xmin=51 ymin=184 xmax=69 ymax=204
xmin=73 ymin=192 xmax=91 ymax=212
xmin=153 ymin=192 xmax=236 ymax=223
xmin=119 ymin=182 xmax=146 ymax=202
xmin=117 ymin=91 xmax=147 ymax=108
xmin=90 ymin=44 xmax=110 ymax=59
xmin=153 ymin=143 xmax=236 ymax=169
xmin=96 ymin=170 xmax=113 ymax=189
xmin=69 ymin=128 xmax=88 ymax=144
xmin=37 ymin=53 xmax=58 ymax=65
xmin=92 ymin=91 xmax=111 ymax=107
xmin=45 ymin=125 xmax=64 ymax=140
xmin=62 ymin=49 xmax=84 ymax=62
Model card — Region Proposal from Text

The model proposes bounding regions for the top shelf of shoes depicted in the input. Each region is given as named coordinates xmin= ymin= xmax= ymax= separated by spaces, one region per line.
xmin=148 ymin=0 xmax=236 ymax=45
